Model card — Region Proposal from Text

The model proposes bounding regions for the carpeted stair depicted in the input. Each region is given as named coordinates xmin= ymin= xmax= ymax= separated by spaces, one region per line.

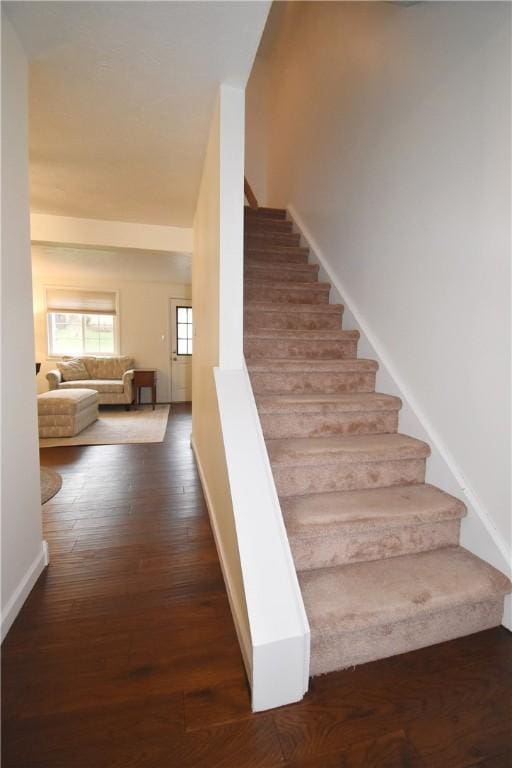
xmin=243 ymin=205 xmax=511 ymax=676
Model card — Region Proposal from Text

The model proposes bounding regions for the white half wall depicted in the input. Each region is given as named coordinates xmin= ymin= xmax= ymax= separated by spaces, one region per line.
xmin=192 ymin=85 xmax=309 ymax=710
xmin=1 ymin=16 xmax=46 ymax=640
xmin=215 ymin=365 xmax=310 ymax=710
xmin=246 ymin=2 xmax=511 ymax=603
xmin=192 ymin=87 xmax=252 ymax=675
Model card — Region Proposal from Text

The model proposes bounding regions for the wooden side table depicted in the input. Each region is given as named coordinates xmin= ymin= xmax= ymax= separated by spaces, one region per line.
xmin=133 ymin=369 xmax=157 ymax=410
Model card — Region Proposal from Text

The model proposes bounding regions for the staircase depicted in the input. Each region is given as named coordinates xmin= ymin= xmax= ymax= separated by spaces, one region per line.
xmin=243 ymin=205 xmax=511 ymax=676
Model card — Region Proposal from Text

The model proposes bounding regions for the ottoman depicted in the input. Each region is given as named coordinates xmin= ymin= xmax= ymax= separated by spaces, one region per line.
xmin=38 ymin=388 xmax=99 ymax=438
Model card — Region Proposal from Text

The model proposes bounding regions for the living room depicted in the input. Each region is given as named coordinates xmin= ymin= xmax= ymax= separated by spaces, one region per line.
xmin=31 ymin=219 xmax=192 ymax=447
xmin=33 ymin=238 xmax=191 ymax=396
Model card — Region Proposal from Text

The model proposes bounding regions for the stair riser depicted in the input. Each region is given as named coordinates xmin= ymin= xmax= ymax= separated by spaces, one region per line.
xmin=245 ymin=284 xmax=330 ymax=305
xmin=245 ymin=338 xmax=358 ymax=361
xmin=245 ymin=233 xmax=301 ymax=248
xmin=309 ymin=597 xmax=504 ymax=676
xmin=244 ymin=266 xmax=318 ymax=284
xmin=249 ymin=370 xmax=377 ymax=395
xmin=273 ymin=458 xmax=426 ymax=497
xmin=245 ymin=250 xmax=309 ymax=265
xmin=291 ymin=520 xmax=461 ymax=571
xmin=245 ymin=220 xmax=293 ymax=234
xmin=260 ymin=410 xmax=398 ymax=439
xmin=244 ymin=310 xmax=342 ymax=332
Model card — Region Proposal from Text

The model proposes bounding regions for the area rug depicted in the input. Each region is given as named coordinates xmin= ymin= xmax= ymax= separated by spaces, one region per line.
xmin=39 ymin=404 xmax=170 ymax=447
xmin=41 ymin=467 xmax=62 ymax=504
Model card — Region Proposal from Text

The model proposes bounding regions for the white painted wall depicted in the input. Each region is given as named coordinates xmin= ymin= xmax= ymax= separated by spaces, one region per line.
xmin=246 ymin=2 xmax=511 ymax=572
xmin=193 ymin=85 xmax=309 ymax=710
xmin=32 ymin=246 xmax=190 ymax=402
xmin=192 ymin=89 xmax=252 ymax=671
xmin=245 ymin=57 xmax=270 ymax=208
xmin=1 ymin=17 xmax=46 ymax=640
xmin=219 ymin=87 xmax=245 ymax=369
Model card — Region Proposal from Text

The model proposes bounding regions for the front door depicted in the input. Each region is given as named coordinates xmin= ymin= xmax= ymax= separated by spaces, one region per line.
xmin=169 ymin=299 xmax=192 ymax=402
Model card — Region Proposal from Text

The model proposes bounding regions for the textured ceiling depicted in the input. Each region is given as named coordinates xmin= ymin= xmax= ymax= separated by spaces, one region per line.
xmin=6 ymin=1 xmax=270 ymax=226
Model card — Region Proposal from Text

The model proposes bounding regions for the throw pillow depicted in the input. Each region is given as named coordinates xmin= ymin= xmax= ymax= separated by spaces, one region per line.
xmin=57 ymin=358 xmax=89 ymax=382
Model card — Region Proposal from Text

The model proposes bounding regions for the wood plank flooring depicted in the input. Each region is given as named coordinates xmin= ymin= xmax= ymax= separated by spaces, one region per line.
xmin=2 ymin=404 xmax=511 ymax=767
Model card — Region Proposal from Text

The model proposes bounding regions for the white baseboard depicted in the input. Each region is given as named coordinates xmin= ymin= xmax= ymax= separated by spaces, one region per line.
xmin=1 ymin=539 xmax=49 ymax=641
xmin=288 ymin=203 xmax=512 ymax=625
xmin=43 ymin=539 xmax=50 ymax=566
xmin=190 ymin=435 xmax=253 ymax=678
xmin=502 ymin=595 xmax=512 ymax=632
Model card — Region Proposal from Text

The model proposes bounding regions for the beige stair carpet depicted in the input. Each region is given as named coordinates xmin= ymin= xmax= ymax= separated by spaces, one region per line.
xmin=243 ymin=205 xmax=511 ymax=675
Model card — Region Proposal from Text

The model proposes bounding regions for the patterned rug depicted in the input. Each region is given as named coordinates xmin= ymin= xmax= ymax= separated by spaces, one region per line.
xmin=41 ymin=467 xmax=62 ymax=504
xmin=39 ymin=404 xmax=170 ymax=447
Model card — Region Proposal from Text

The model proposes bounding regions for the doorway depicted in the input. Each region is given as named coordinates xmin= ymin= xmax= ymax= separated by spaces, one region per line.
xmin=169 ymin=299 xmax=192 ymax=402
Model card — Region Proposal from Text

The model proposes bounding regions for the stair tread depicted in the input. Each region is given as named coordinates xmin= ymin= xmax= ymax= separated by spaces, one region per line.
xmin=245 ymin=246 xmax=309 ymax=256
xmin=282 ymin=483 xmax=466 ymax=536
xmin=245 ymin=329 xmax=358 ymax=340
xmin=244 ymin=206 xmax=287 ymax=218
xmin=257 ymin=392 xmax=401 ymax=413
xmin=245 ymin=280 xmax=330 ymax=290
xmin=245 ymin=264 xmax=319 ymax=283
xmin=245 ymin=216 xmax=292 ymax=224
xmin=300 ymin=546 xmax=511 ymax=637
xmin=245 ymin=234 xmax=300 ymax=244
xmin=245 ymin=262 xmax=318 ymax=274
xmin=245 ymin=229 xmax=297 ymax=236
xmin=245 ymin=224 xmax=293 ymax=234
xmin=247 ymin=358 xmax=378 ymax=371
xmin=245 ymin=302 xmax=342 ymax=314
xmin=268 ymin=433 xmax=430 ymax=465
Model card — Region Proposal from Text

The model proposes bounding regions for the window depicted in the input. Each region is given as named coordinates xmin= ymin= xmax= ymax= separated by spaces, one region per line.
xmin=176 ymin=306 xmax=193 ymax=355
xmin=46 ymin=288 xmax=118 ymax=357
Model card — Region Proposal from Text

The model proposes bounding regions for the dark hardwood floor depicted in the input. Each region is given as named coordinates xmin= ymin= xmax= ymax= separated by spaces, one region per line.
xmin=2 ymin=403 xmax=511 ymax=767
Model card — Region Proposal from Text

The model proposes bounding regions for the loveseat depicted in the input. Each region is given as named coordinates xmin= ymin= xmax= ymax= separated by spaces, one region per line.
xmin=46 ymin=355 xmax=135 ymax=406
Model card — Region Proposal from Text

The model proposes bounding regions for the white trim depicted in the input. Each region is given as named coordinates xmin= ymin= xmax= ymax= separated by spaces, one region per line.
xmin=1 ymin=540 xmax=49 ymax=642
xmin=502 ymin=595 xmax=512 ymax=632
xmin=288 ymin=203 xmax=512 ymax=621
xmin=191 ymin=435 xmax=252 ymax=676
xmin=42 ymin=539 xmax=50 ymax=566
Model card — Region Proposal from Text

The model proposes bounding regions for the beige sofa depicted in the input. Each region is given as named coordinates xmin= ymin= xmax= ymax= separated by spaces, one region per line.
xmin=46 ymin=355 xmax=135 ymax=406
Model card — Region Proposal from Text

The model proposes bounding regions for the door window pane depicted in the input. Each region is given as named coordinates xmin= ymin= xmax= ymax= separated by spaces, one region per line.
xmin=176 ymin=306 xmax=193 ymax=356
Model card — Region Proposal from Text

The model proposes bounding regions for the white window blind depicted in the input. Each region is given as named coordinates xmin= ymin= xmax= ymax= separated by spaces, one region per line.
xmin=46 ymin=288 xmax=117 ymax=316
